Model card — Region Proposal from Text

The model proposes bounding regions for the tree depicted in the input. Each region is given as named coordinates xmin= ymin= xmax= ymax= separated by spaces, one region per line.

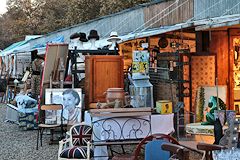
xmin=99 ymin=0 xmax=151 ymax=16
xmin=0 ymin=0 xmax=152 ymax=49
xmin=63 ymin=0 xmax=101 ymax=26
xmin=0 ymin=0 xmax=46 ymax=48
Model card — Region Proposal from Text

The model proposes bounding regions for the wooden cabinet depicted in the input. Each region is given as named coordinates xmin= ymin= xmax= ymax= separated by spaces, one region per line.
xmin=85 ymin=55 xmax=124 ymax=108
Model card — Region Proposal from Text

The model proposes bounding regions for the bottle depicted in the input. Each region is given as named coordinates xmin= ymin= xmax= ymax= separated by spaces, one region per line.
xmin=96 ymin=100 xmax=102 ymax=109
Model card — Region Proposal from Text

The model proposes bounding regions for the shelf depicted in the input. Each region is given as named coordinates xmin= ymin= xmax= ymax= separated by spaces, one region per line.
xmin=74 ymin=61 xmax=85 ymax=64
xmin=177 ymin=93 xmax=190 ymax=97
xmin=52 ymin=81 xmax=73 ymax=85
xmin=176 ymin=80 xmax=190 ymax=83
xmin=72 ymin=70 xmax=85 ymax=73
xmin=158 ymin=50 xmax=190 ymax=56
xmin=175 ymin=62 xmax=190 ymax=66
xmin=70 ymin=49 xmax=118 ymax=55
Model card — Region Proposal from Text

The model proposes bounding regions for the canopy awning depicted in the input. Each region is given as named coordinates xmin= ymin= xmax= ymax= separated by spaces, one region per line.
xmin=119 ymin=22 xmax=194 ymax=42
xmin=1 ymin=21 xmax=195 ymax=57
xmin=69 ymin=21 xmax=195 ymax=50
xmin=194 ymin=14 xmax=240 ymax=31
xmin=7 ymin=14 xmax=238 ymax=57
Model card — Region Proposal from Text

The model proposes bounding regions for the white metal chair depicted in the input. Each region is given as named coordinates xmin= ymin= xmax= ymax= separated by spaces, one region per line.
xmin=58 ymin=123 xmax=93 ymax=160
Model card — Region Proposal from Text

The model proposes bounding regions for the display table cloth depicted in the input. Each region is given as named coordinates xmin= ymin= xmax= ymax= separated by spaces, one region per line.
xmin=186 ymin=122 xmax=229 ymax=144
xmin=84 ymin=111 xmax=174 ymax=160
xmin=186 ymin=123 xmax=215 ymax=136
xmin=186 ymin=123 xmax=228 ymax=136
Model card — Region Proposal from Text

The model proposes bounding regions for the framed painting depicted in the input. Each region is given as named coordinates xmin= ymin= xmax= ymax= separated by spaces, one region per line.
xmin=45 ymin=88 xmax=82 ymax=125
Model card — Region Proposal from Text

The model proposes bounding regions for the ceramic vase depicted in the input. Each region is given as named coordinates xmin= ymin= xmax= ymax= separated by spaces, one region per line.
xmin=226 ymin=110 xmax=236 ymax=126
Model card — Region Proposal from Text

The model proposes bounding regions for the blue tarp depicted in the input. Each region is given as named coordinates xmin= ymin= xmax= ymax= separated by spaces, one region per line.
xmin=32 ymin=36 xmax=64 ymax=50
xmin=0 ymin=35 xmax=64 ymax=56
xmin=0 ymin=40 xmax=30 ymax=56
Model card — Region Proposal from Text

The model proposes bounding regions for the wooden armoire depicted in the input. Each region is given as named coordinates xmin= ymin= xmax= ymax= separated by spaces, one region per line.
xmin=85 ymin=55 xmax=124 ymax=108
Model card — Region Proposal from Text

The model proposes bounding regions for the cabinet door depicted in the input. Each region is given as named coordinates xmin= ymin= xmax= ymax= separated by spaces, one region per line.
xmin=93 ymin=57 xmax=123 ymax=102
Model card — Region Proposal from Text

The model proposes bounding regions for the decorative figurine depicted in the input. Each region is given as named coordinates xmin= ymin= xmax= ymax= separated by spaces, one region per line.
xmin=201 ymin=96 xmax=226 ymax=125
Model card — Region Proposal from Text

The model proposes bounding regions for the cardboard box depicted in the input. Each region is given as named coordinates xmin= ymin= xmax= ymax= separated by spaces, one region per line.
xmin=156 ymin=100 xmax=172 ymax=114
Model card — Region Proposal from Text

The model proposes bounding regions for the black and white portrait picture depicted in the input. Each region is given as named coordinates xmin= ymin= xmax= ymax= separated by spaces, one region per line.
xmin=45 ymin=88 xmax=82 ymax=125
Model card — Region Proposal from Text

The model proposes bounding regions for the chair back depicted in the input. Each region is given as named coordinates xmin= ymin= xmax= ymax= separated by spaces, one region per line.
xmin=41 ymin=104 xmax=63 ymax=111
xmin=40 ymin=104 xmax=63 ymax=125
xmin=133 ymin=134 xmax=179 ymax=160
xmin=70 ymin=123 xmax=92 ymax=146
xmin=145 ymin=139 xmax=171 ymax=160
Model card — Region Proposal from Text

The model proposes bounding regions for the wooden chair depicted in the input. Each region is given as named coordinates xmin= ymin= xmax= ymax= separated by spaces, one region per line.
xmin=58 ymin=123 xmax=93 ymax=160
xmin=161 ymin=143 xmax=190 ymax=160
xmin=197 ymin=142 xmax=226 ymax=160
xmin=0 ymin=70 xmax=9 ymax=103
xmin=36 ymin=104 xmax=64 ymax=150
xmin=112 ymin=134 xmax=180 ymax=160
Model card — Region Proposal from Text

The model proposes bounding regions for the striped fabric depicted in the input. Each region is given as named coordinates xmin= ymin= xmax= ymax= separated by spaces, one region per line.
xmin=71 ymin=125 xmax=92 ymax=146
xmin=60 ymin=146 xmax=94 ymax=159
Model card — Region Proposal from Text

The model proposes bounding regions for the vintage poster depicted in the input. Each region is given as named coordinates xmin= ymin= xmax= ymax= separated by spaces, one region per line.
xmin=132 ymin=51 xmax=149 ymax=79
xmin=45 ymin=88 xmax=82 ymax=125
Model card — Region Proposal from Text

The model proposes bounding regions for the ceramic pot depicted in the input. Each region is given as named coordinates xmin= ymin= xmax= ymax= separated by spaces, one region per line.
xmin=226 ymin=110 xmax=236 ymax=126
xmin=105 ymin=88 xmax=125 ymax=107
xmin=214 ymin=110 xmax=226 ymax=127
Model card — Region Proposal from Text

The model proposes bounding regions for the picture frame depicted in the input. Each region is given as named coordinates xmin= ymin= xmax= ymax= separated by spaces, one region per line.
xmin=132 ymin=50 xmax=150 ymax=80
xmin=45 ymin=88 xmax=82 ymax=125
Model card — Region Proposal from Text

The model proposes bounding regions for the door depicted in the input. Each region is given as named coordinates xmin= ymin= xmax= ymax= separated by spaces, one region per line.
xmin=231 ymin=36 xmax=240 ymax=112
xmin=190 ymin=54 xmax=216 ymax=113
xmin=229 ymin=29 xmax=240 ymax=110
xmin=93 ymin=56 xmax=124 ymax=102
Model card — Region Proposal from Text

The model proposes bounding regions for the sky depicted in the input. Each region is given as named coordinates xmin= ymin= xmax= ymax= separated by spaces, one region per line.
xmin=0 ymin=0 xmax=7 ymax=14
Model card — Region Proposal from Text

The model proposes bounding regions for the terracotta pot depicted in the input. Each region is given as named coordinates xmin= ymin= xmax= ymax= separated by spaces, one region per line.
xmin=105 ymin=88 xmax=125 ymax=104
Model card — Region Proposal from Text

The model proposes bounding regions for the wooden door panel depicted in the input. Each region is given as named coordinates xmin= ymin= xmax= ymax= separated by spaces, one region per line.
xmin=94 ymin=60 xmax=122 ymax=101
xmin=85 ymin=55 xmax=124 ymax=106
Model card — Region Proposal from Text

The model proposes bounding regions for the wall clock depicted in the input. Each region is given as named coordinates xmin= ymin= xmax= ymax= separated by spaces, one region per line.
xmin=158 ymin=37 xmax=168 ymax=48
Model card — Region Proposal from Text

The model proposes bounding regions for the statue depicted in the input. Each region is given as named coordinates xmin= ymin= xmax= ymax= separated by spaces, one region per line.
xmin=201 ymin=96 xmax=226 ymax=125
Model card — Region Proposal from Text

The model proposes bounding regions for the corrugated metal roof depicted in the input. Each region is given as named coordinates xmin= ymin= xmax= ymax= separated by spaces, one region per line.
xmin=29 ymin=0 xmax=170 ymax=39
xmin=194 ymin=0 xmax=240 ymax=21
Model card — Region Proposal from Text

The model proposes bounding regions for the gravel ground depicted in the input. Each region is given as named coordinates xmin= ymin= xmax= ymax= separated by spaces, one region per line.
xmin=0 ymin=103 xmax=203 ymax=160
xmin=0 ymin=103 xmax=58 ymax=160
